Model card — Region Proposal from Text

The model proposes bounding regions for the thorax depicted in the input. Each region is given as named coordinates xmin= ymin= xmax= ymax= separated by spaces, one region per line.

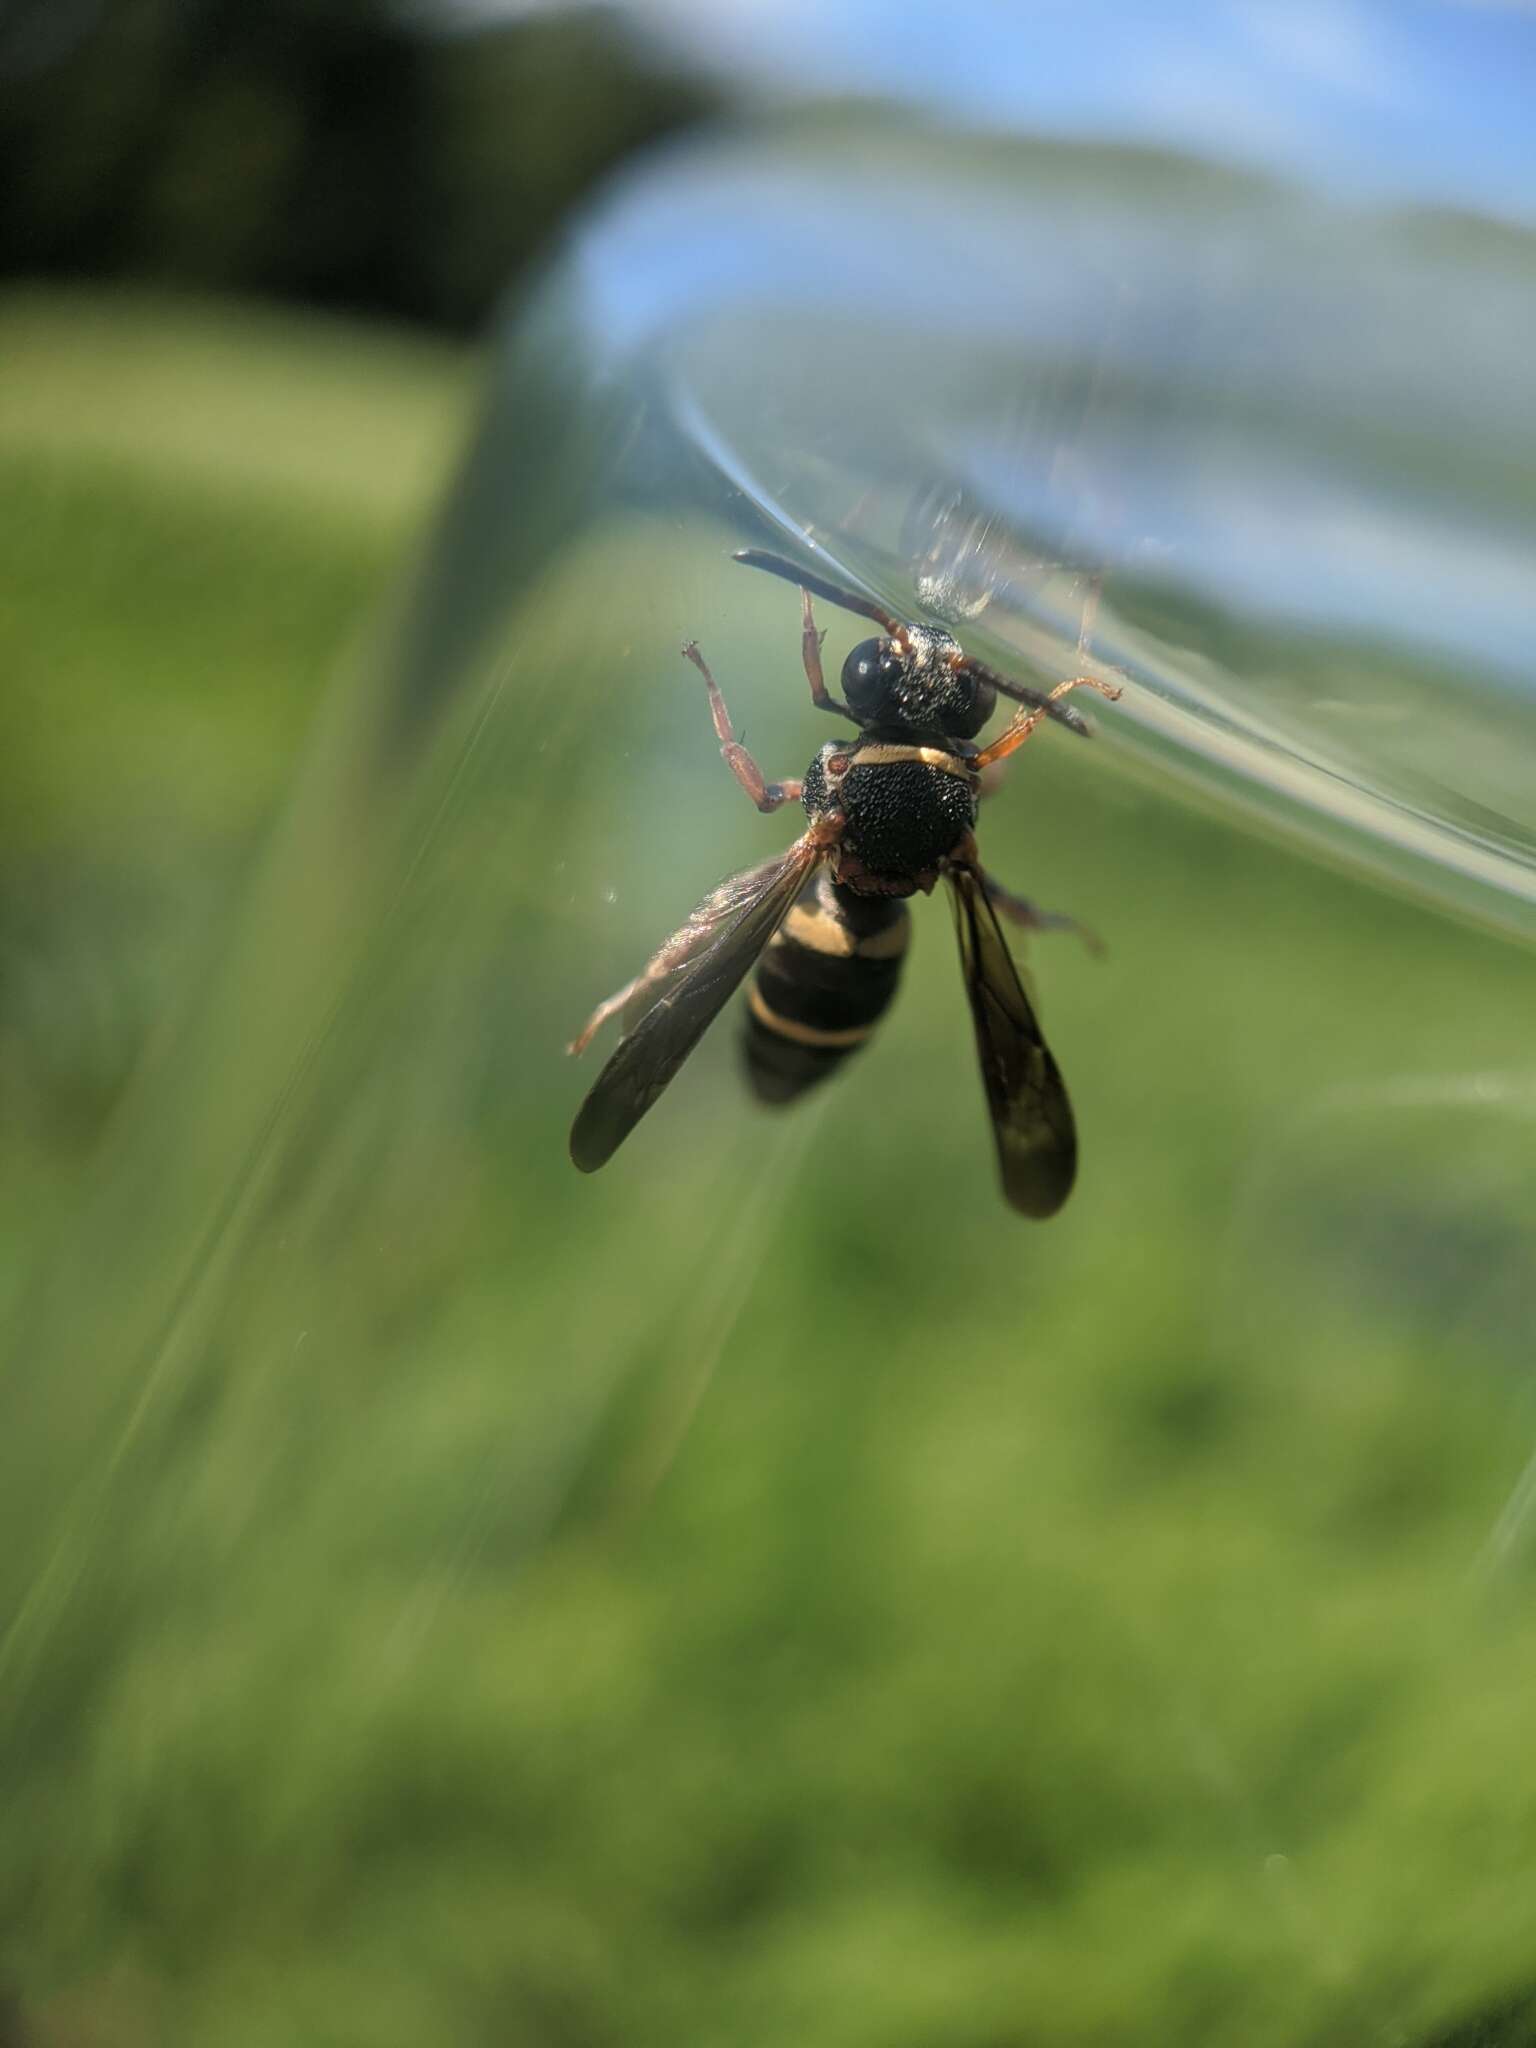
xmin=802 ymin=733 xmax=978 ymax=895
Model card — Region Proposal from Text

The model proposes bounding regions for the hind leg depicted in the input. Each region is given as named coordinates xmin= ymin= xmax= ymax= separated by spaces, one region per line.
xmin=983 ymin=869 xmax=1103 ymax=957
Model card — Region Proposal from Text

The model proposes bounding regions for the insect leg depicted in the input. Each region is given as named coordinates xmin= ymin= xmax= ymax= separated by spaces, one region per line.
xmin=976 ymin=754 xmax=1014 ymax=803
xmin=568 ymin=977 xmax=642 ymax=1057
xmin=970 ymin=672 xmax=1122 ymax=771
xmin=682 ymin=640 xmax=803 ymax=812
xmin=567 ymin=907 xmax=717 ymax=1057
xmin=982 ymin=869 xmax=1103 ymax=957
xmin=957 ymin=567 xmax=1127 ymax=740
xmin=799 ymin=589 xmax=856 ymax=720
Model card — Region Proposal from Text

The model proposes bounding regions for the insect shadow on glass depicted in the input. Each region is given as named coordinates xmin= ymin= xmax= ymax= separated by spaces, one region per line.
xmin=568 ymin=550 xmax=1121 ymax=1218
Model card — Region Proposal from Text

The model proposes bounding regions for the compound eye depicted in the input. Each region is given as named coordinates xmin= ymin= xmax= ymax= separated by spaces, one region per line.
xmin=947 ymin=670 xmax=996 ymax=739
xmin=841 ymin=637 xmax=893 ymax=714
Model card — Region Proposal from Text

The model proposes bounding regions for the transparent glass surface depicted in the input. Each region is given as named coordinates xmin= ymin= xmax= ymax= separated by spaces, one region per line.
xmin=5 ymin=119 xmax=1536 ymax=2045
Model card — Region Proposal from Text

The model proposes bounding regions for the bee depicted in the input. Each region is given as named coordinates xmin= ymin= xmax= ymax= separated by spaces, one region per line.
xmin=568 ymin=550 xmax=1120 ymax=1217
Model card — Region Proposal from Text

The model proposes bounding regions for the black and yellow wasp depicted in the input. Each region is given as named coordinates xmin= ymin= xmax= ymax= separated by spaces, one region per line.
xmin=568 ymin=550 xmax=1119 ymax=1218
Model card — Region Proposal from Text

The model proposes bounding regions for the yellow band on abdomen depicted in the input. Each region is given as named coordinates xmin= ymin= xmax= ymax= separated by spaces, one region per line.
xmin=747 ymin=983 xmax=874 ymax=1048
xmin=778 ymin=903 xmax=909 ymax=960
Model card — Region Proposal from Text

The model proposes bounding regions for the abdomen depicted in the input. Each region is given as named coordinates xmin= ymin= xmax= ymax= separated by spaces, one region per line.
xmin=743 ymin=870 xmax=910 ymax=1105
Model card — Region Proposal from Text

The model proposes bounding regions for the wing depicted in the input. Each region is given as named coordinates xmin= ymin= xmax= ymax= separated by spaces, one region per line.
xmin=570 ymin=835 xmax=825 ymax=1172
xmin=947 ymin=863 xmax=1077 ymax=1218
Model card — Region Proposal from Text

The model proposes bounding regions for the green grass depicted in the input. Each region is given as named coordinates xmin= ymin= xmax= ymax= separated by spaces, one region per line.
xmin=4 ymin=287 xmax=1536 ymax=2048
xmin=0 ymin=286 xmax=475 ymax=1248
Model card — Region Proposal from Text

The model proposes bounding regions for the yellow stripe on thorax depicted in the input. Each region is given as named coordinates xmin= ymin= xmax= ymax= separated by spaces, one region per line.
xmin=850 ymin=742 xmax=973 ymax=779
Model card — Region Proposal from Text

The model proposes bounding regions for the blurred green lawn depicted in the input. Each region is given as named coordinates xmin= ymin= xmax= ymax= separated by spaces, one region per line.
xmin=0 ymin=288 xmax=473 ymax=1279
xmin=4 ymin=288 xmax=1536 ymax=2048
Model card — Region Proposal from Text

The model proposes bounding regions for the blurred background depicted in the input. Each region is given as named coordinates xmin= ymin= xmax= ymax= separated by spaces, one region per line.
xmin=4 ymin=3 xmax=1536 ymax=2044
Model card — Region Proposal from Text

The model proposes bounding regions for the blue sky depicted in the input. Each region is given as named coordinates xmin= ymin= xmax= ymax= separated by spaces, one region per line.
xmin=441 ymin=0 xmax=1536 ymax=224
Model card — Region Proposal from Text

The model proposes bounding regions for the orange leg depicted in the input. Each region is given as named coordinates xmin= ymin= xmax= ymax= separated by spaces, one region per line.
xmin=970 ymin=672 xmax=1122 ymax=771
xmin=983 ymin=870 xmax=1103 ymax=957
xmin=569 ymin=916 xmax=715 ymax=1057
xmin=798 ymin=591 xmax=853 ymax=718
xmin=569 ymin=814 xmax=844 ymax=1058
xmin=568 ymin=978 xmax=640 ymax=1057
xmin=682 ymin=640 xmax=803 ymax=811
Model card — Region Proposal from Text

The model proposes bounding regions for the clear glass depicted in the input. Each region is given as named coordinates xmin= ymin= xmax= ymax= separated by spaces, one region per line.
xmin=4 ymin=118 xmax=1536 ymax=2046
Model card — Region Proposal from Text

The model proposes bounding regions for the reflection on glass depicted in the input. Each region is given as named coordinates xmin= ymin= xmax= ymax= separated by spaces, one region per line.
xmin=3 ymin=116 xmax=1536 ymax=2047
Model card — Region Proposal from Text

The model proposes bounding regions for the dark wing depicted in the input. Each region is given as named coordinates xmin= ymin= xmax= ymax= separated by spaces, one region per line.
xmin=733 ymin=549 xmax=904 ymax=635
xmin=570 ymin=835 xmax=825 ymax=1172
xmin=947 ymin=863 xmax=1077 ymax=1218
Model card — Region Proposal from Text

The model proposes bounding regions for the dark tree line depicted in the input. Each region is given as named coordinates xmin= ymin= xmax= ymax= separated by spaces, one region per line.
xmin=0 ymin=0 xmax=716 ymax=330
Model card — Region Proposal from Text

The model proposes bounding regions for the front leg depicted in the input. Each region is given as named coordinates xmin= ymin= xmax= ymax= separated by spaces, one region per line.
xmin=970 ymin=673 xmax=1122 ymax=771
xmin=799 ymin=590 xmax=857 ymax=720
xmin=683 ymin=640 xmax=803 ymax=812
